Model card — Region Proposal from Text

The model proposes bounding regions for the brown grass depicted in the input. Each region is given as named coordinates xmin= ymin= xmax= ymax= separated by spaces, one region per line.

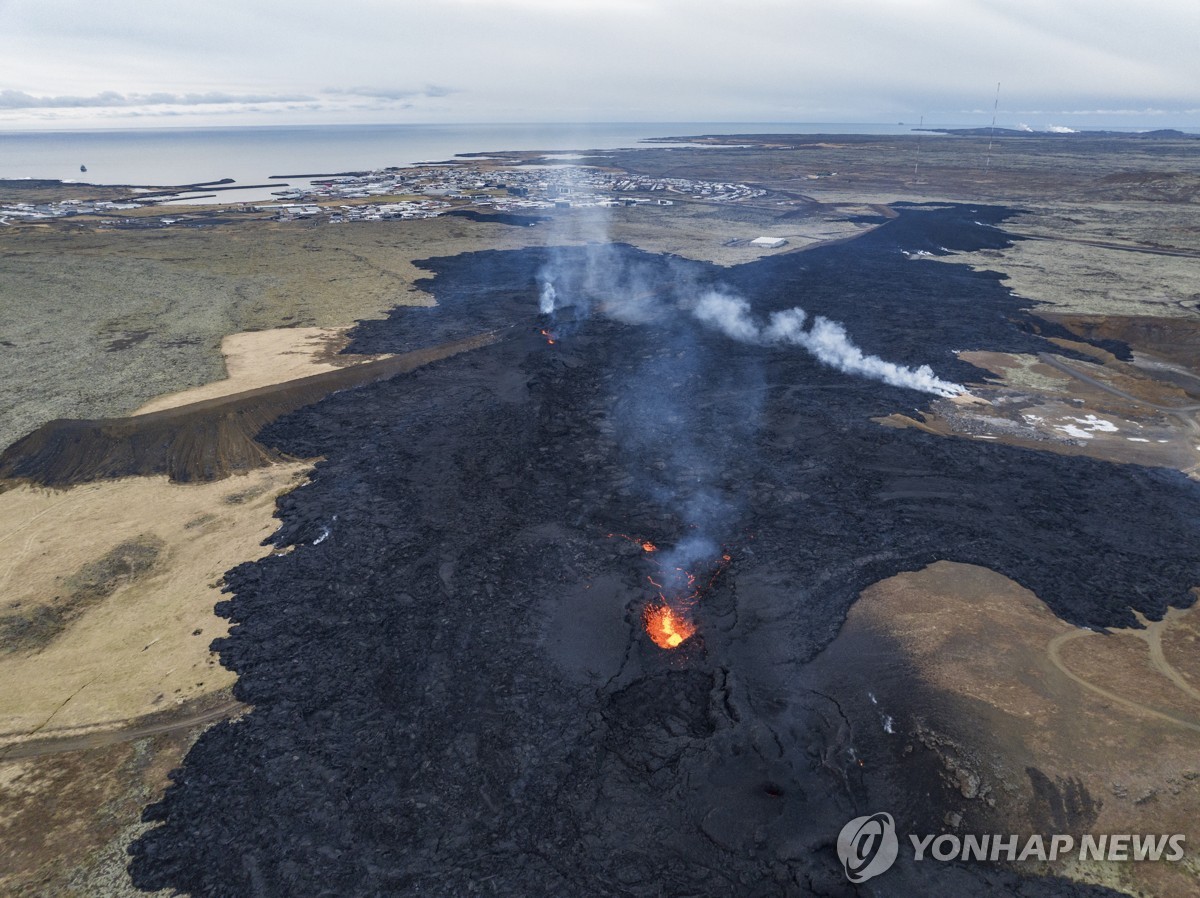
xmin=0 ymin=331 xmax=499 ymax=488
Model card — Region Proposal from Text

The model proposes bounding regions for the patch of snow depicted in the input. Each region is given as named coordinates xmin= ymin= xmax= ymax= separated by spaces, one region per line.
xmin=1056 ymin=415 xmax=1118 ymax=440
xmin=1072 ymin=415 xmax=1118 ymax=433
xmin=1056 ymin=424 xmax=1093 ymax=440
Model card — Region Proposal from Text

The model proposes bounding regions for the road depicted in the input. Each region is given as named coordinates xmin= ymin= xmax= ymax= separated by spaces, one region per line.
xmin=1047 ymin=629 xmax=1200 ymax=735
xmin=1021 ymin=233 xmax=1200 ymax=260
xmin=1037 ymin=353 xmax=1200 ymax=414
xmin=0 ymin=698 xmax=243 ymax=761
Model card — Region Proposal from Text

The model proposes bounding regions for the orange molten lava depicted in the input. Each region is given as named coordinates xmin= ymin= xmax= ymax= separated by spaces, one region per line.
xmin=643 ymin=604 xmax=696 ymax=649
xmin=540 ymin=329 xmax=556 ymax=345
xmin=608 ymin=533 xmax=657 ymax=553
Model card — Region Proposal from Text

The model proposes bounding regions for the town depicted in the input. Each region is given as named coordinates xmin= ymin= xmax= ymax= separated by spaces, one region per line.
xmin=0 ymin=162 xmax=768 ymax=227
xmin=261 ymin=162 xmax=766 ymax=221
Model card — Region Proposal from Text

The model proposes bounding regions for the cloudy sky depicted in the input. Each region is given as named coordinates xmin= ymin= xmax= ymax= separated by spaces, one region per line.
xmin=1 ymin=0 xmax=1197 ymax=130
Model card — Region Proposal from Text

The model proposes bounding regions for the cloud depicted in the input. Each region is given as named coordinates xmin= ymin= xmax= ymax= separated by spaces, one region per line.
xmin=0 ymin=89 xmax=314 ymax=109
xmin=0 ymin=0 xmax=1196 ymax=127
xmin=326 ymin=85 xmax=457 ymax=101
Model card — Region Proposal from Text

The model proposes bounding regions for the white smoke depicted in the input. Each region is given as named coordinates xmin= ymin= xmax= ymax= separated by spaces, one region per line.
xmin=693 ymin=292 xmax=759 ymax=342
xmin=657 ymin=533 xmax=719 ymax=594
xmin=690 ymin=290 xmax=964 ymax=398
xmin=762 ymin=307 xmax=808 ymax=342
xmin=535 ymin=164 xmax=616 ymax=322
xmin=779 ymin=313 xmax=965 ymax=397
xmin=539 ymin=279 xmax=557 ymax=314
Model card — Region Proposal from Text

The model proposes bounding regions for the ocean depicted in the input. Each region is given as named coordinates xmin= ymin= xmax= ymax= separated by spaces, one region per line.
xmin=1 ymin=121 xmax=927 ymax=204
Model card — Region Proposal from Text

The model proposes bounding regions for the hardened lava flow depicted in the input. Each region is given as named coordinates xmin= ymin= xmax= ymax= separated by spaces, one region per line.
xmin=129 ymin=205 xmax=1197 ymax=897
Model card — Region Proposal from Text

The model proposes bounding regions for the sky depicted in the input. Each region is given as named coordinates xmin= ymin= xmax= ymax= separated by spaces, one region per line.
xmin=1 ymin=0 xmax=1197 ymax=130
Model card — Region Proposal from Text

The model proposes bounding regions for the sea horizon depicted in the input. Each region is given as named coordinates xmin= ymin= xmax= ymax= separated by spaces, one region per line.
xmin=0 ymin=121 xmax=932 ymax=204
xmin=4 ymin=119 xmax=1196 ymax=205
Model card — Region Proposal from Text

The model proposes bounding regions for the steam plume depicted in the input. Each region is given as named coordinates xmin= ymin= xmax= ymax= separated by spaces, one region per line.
xmin=532 ymin=184 xmax=961 ymax=636
xmin=692 ymin=291 xmax=963 ymax=397
xmin=538 ymin=280 xmax=557 ymax=315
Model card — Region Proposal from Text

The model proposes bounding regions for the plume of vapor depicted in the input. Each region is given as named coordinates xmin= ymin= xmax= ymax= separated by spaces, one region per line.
xmin=656 ymin=534 xmax=718 ymax=593
xmin=538 ymin=280 xmax=557 ymax=315
xmin=693 ymin=291 xmax=759 ymax=342
xmin=774 ymin=312 xmax=963 ymax=397
xmin=690 ymin=290 xmax=963 ymax=398
xmin=531 ymin=188 xmax=960 ymax=625
xmin=533 ymin=172 xmax=744 ymax=614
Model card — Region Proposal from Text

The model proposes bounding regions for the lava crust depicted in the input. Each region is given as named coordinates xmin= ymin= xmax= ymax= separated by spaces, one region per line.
xmin=130 ymin=205 xmax=1193 ymax=896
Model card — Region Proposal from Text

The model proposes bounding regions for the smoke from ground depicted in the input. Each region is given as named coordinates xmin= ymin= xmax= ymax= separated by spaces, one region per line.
xmin=538 ymin=281 xmax=557 ymax=315
xmin=534 ymin=180 xmax=961 ymax=614
xmin=693 ymin=290 xmax=964 ymax=397
xmin=541 ymin=234 xmax=963 ymax=399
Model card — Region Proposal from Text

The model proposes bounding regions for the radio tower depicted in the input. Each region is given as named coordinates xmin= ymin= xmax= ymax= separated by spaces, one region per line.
xmin=912 ymin=115 xmax=923 ymax=187
xmin=984 ymin=82 xmax=1000 ymax=173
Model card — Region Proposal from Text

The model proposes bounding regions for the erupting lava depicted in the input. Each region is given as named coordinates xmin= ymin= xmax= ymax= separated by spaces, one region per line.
xmin=643 ymin=604 xmax=696 ymax=649
xmin=609 ymin=533 xmax=657 ymax=553
xmin=608 ymin=533 xmax=731 ymax=650
xmin=540 ymin=329 xmax=556 ymax=345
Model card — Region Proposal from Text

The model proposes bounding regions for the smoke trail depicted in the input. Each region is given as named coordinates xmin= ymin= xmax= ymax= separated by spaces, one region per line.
xmin=538 ymin=280 xmax=557 ymax=315
xmin=773 ymin=312 xmax=964 ymax=397
xmin=654 ymin=533 xmax=719 ymax=593
xmin=531 ymin=182 xmax=960 ymax=639
xmin=693 ymin=291 xmax=759 ymax=342
xmin=691 ymin=290 xmax=963 ymax=398
xmin=534 ymin=164 xmax=616 ymax=325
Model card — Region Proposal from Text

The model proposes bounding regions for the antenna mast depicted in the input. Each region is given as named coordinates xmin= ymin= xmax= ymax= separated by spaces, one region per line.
xmin=984 ymin=81 xmax=1000 ymax=173
xmin=912 ymin=115 xmax=923 ymax=187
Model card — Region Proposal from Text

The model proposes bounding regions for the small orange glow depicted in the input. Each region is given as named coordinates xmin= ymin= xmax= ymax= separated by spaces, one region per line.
xmin=610 ymin=533 xmax=659 ymax=553
xmin=643 ymin=604 xmax=696 ymax=649
xmin=540 ymin=328 xmax=556 ymax=345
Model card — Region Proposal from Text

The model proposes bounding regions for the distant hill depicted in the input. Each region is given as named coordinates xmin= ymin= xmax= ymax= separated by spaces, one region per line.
xmin=917 ymin=127 xmax=1197 ymax=139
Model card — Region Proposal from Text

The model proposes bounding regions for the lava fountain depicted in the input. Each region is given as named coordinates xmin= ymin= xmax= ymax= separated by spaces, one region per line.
xmin=611 ymin=534 xmax=731 ymax=650
xmin=643 ymin=604 xmax=695 ymax=649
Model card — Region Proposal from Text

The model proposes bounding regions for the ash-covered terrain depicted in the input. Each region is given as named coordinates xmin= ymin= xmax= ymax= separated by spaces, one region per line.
xmin=129 ymin=205 xmax=1199 ymax=896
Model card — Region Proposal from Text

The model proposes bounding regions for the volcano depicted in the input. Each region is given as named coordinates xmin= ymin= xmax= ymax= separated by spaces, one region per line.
xmin=129 ymin=205 xmax=1195 ymax=897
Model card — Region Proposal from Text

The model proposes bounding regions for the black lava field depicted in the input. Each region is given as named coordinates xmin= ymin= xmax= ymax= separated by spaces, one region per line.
xmin=130 ymin=205 xmax=1197 ymax=897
